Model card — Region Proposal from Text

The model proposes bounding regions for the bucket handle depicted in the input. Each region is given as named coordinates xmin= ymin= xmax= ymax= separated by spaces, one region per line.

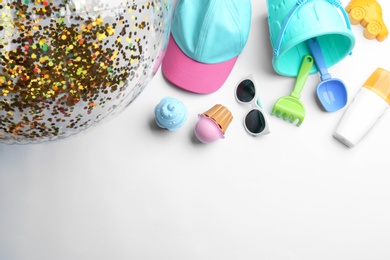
xmin=273 ymin=0 xmax=352 ymax=58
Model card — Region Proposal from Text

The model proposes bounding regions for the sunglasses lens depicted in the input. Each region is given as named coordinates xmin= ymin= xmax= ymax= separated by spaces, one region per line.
xmin=236 ymin=79 xmax=256 ymax=102
xmin=245 ymin=109 xmax=266 ymax=134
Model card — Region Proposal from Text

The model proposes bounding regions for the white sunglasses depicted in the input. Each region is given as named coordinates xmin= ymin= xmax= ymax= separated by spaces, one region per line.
xmin=235 ymin=74 xmax=271 ymax=136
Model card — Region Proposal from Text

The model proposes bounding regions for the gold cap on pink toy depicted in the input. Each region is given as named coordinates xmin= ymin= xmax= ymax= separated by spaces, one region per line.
xmin=202 ymin=104 xmax=233 ymax=134
xmin=195 ymin=104 xmax=233 ymax=143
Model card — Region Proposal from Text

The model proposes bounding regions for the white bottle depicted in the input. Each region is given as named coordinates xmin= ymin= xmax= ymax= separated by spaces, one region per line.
xmin=333 ymin=68 xmax=390 ymax=147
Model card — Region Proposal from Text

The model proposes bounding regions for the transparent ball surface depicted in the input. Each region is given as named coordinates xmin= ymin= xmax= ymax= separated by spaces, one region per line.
xmin=0 ymin=0 xmax=173 ymax=144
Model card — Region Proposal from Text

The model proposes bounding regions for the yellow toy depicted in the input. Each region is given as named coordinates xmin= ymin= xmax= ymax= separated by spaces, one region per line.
xmin=345 ymin=0 xmax=388 ymax=41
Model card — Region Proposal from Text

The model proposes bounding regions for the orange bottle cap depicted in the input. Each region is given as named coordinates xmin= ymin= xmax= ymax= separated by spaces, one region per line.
xmin=363 ymin=68 xmax=390 ymax=104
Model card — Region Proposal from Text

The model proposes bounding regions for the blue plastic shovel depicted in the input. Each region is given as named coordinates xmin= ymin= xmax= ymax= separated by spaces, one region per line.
xmin=306 ymin=37 xmax=348 ymax=112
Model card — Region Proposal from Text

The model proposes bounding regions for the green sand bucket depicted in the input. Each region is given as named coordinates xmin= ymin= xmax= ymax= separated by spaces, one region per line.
xmin=267 ymin=0 xmax=356 ymax=76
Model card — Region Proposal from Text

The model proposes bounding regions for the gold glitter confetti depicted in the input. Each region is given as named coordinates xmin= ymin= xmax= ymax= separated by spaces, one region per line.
xmin=0 ymin=0 xmax=172 ymax=143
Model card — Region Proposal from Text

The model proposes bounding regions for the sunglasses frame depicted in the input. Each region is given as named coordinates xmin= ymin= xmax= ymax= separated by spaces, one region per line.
xmin=235 ymin=74 xmax=271 ymax=136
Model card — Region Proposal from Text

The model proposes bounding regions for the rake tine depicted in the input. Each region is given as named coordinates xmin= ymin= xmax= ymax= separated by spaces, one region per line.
xmin=296 ymin=117 xmax=304 ymax=126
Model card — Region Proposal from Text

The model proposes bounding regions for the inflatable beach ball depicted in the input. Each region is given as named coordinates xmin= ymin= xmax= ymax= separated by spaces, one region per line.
xmin=0 ymin=0 xmax=173 ymax=144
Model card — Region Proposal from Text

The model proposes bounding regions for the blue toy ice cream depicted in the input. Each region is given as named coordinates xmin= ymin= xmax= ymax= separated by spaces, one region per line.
xmin=154 ymin=96 xmax=188 ymax=131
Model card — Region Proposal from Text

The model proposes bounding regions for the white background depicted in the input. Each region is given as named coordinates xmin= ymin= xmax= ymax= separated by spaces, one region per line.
xmin=1 ymin=1 xmax=390 ymax=259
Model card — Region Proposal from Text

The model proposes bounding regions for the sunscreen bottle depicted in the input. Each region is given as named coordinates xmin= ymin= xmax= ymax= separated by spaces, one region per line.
xmin=334 ymin=68 xmax=390 ymax=147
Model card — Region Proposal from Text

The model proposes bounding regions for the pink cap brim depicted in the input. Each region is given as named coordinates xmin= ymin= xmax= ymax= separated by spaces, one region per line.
xmin=162 ymin=34 xmax=238 ymax=94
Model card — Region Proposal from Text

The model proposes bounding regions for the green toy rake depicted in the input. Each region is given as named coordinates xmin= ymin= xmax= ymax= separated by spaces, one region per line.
xmin=271 ymin=55 xmax=314 ymax=126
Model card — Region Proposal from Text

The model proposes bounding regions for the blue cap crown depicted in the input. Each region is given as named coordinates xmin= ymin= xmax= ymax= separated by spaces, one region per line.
xmin=171 ymin=0 xmax=252 ymax=64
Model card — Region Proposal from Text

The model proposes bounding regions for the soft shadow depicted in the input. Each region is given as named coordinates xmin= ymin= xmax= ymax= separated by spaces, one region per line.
xmin=148 ymin=116 xmax=168 ymax=133
xmin=190 ymin=130 xmax=205 ymax=145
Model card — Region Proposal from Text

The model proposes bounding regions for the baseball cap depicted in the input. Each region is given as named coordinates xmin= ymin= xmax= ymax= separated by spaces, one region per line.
xmin=161 ymin=0 xmax=252 ymax=94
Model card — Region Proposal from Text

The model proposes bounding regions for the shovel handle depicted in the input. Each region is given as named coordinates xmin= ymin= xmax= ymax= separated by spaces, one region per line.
xmin=306 ymin=37 xmax=331 ymax=81
xmin=291 ymin=55 xmax=313 ymax=99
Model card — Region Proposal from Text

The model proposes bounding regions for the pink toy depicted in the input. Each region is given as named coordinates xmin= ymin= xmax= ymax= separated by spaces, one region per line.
xmin=194 ymin=104 xmax=233 ymax=143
